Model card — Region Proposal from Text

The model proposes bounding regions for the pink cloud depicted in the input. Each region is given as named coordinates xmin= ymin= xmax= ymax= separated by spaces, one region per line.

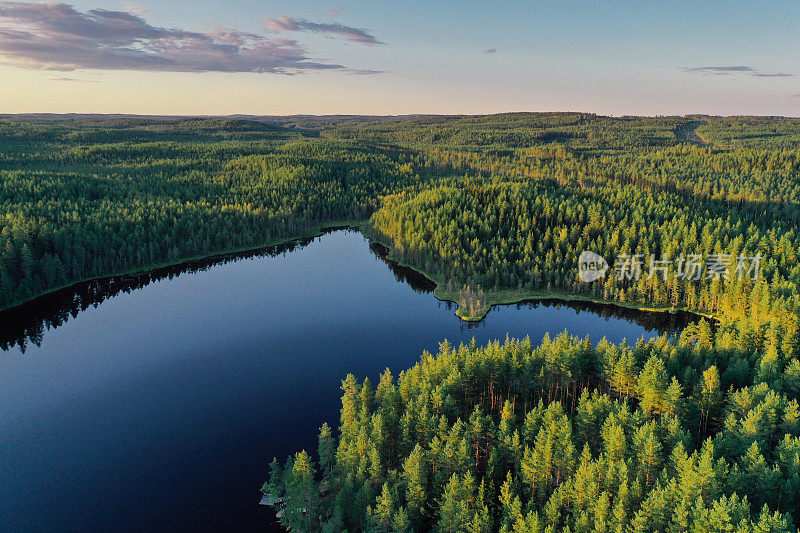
xmin=0 ymin=1 xmax=346 ymax=73
xmin=265 ymin=16 xmax=385 ymax=46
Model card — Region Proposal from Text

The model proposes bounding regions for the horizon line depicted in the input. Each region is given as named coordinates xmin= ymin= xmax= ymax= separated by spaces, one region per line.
xmin=2 ymin=111 xmax=800 ymax=119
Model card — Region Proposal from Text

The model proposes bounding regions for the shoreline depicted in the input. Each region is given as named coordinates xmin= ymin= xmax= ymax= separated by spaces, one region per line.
xmin=3 ymin=220 xmax=713 ymax=326
xmin=0 ymin=219 xmax=367 ymax=315
xmin=365 ymin=227 xmax=715 ymax=324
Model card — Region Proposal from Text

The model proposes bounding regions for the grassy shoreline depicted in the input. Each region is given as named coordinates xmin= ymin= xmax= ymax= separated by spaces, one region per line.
xmin=365 ymin=226 xmax=715 ymax=323
xmin=0 ymin=218 xmax=367 ymax=314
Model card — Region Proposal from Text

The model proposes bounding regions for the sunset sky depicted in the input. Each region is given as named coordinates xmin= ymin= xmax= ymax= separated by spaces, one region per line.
xmin=0 ymin=0 xmax=798 ymax=116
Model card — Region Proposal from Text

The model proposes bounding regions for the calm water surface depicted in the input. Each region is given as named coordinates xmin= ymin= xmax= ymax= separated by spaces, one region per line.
xmin=0 ymin=230 xmax=696 ymax=532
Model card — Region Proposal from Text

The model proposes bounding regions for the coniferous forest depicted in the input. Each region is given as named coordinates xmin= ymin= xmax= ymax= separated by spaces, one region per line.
xmin=3 ymin=113 xmax=800 ymax=531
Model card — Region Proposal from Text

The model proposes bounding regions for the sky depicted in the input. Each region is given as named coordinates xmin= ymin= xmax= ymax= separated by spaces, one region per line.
xmin=0 ymin=0 xmax=798 ymax=116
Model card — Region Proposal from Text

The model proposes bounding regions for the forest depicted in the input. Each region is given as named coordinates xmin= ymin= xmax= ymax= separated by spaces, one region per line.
xmin=0 ymin=116 xmax=430 ymax=310
xmin=264 ymin=332 xmax=799 ymax=532
xmin=2 ymin=112 xmax=800 ymax=531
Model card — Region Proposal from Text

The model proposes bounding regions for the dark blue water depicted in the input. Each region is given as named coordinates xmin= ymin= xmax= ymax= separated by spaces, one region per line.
xmin=0 ymin=230 xmax=695 ymax=532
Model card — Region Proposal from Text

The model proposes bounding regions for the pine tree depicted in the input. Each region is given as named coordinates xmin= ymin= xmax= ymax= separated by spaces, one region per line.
xmin=370 ymin=482 xmax=394 ymax=532
xmin=318 ymin=422 xmax=336 ymax=480
xmin=697 ymin=365 xmax=723 ymax=437
xmin=403 ymin=443 xmax=427 ymax=526
xmin=283 ymin=450 xmax=321 ymax=532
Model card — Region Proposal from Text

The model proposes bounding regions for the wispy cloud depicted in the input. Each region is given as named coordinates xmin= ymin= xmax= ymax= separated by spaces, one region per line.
xmin=484 ymin=48 xmax=497 ymax=54
xmin=0 ymin=1 xmax=347 ymax=73
xmin=684 ymin=65 xmax=754 ymax=75
xmin=265 ymin=16 xmax=385 ymax=46
xmin=50 ymin=76 xmax=99 ymax=82
xmin=346 ymin=68 xmax=386 ymax=75
xmin=683 ymin=65 xmax=793 ymax=78
xmin=326 ymin=6 xmax=343 ymax=16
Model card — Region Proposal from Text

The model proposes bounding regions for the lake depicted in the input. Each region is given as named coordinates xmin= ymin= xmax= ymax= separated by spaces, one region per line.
xmin=0 ymin=230 xmax=696 ymax=532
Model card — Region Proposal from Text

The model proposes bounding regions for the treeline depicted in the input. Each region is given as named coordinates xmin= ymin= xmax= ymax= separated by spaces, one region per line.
xmin=264 ymin=332 xmax=799 ymax=532
xmin=364 ymin=114 xmax=800 ymax=343
xmin=0 ymin=119 xmax=428 ymax=309
xmin=0 ymin=233 xmax=321 ymax=353
xmin=329 ymin=113 xmax=683 ymax=150
xmin=697 ymin=117 xmax=800 ymax=149
xmin=415 ymin=144 xmax=800 ymax=208
xmin=4 ymin=113 xmax=800 ymax=312
xmin=369 ymin=176 xmax=800 ymax=354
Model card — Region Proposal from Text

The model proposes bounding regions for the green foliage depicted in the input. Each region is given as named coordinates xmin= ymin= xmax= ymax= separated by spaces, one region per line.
xmin=4 ymin=113 xmax=800 ymax=531
xmin=0 ymin=117 xmax=429 ymax=310
xmin=266 ymin=332 xmax=799 ymax=532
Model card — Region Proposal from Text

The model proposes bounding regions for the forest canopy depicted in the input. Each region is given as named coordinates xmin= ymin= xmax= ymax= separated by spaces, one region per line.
xmin=2 ymin=113 xmax=800 ymax=531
